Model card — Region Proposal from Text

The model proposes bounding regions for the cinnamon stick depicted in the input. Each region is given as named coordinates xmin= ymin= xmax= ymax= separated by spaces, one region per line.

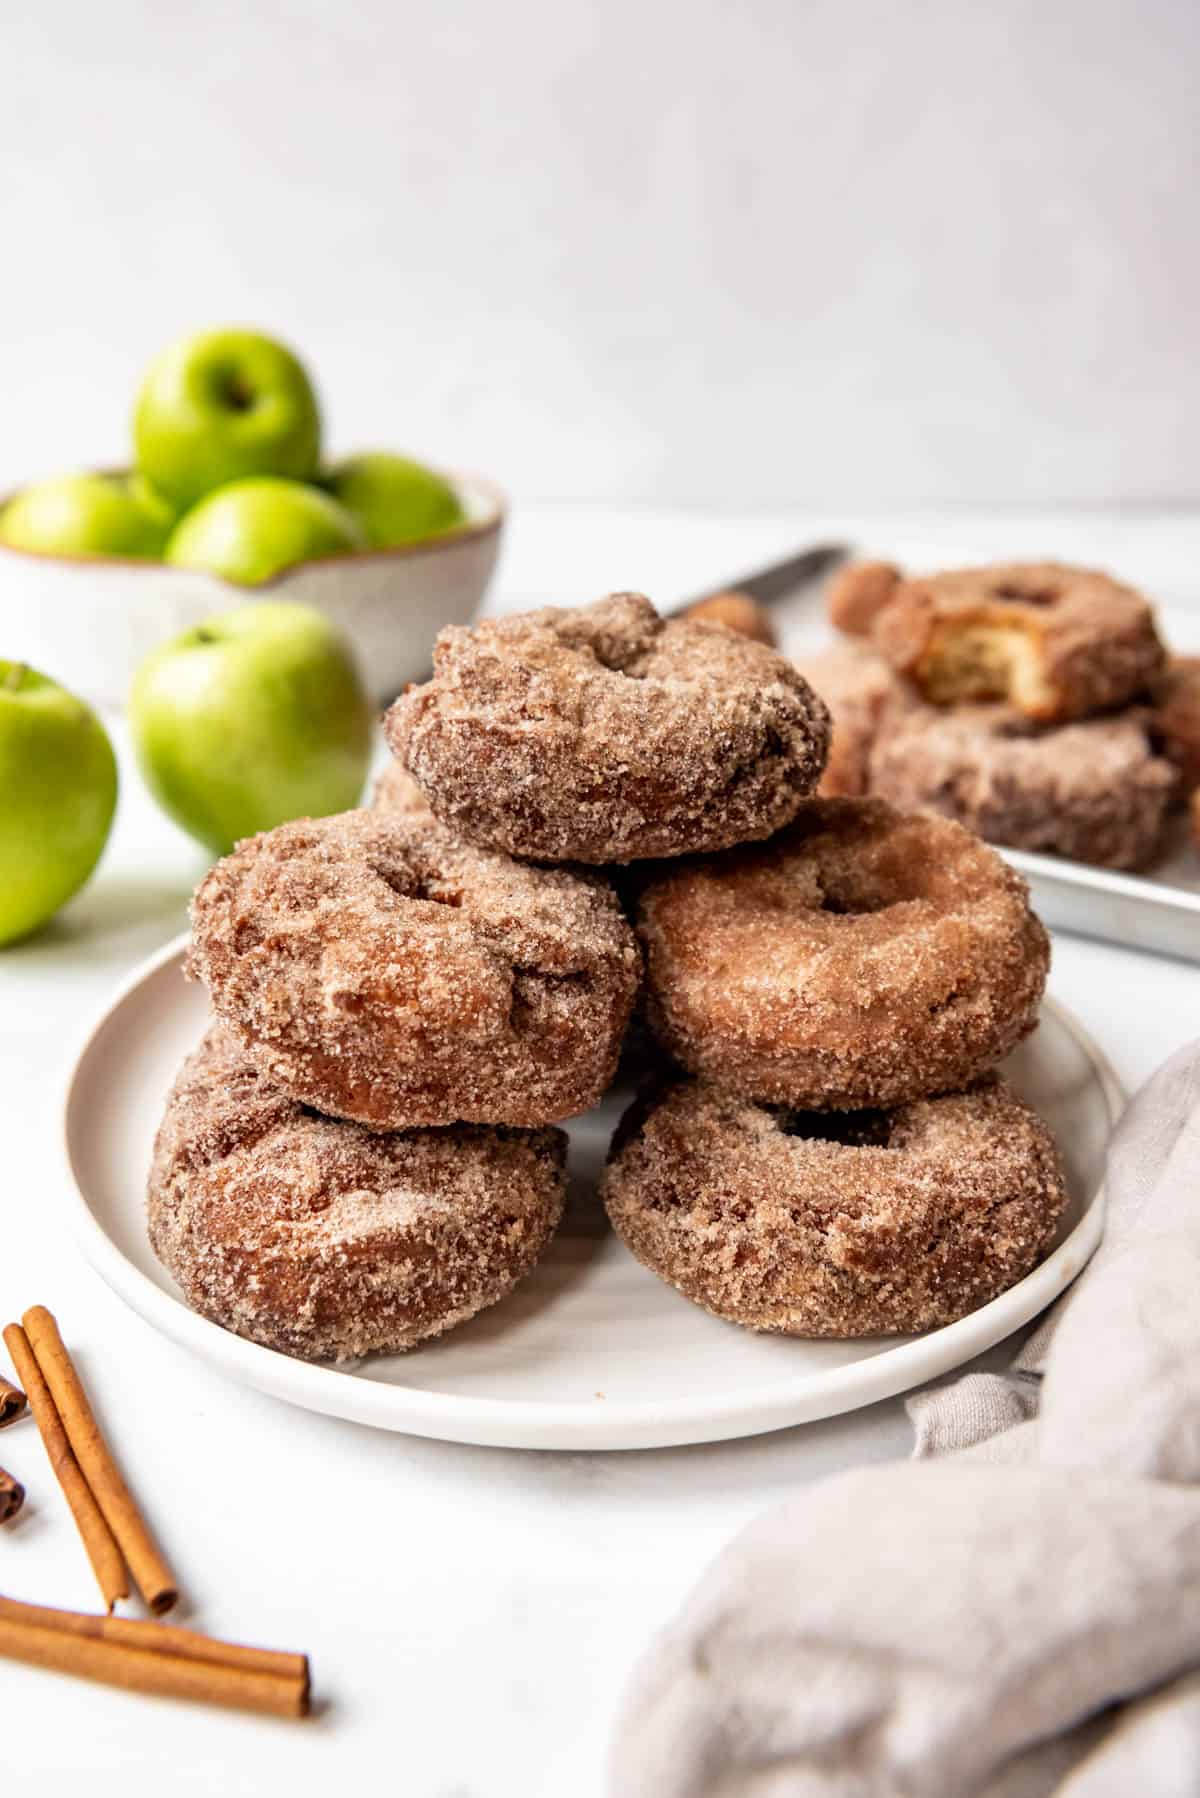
xmin=0 ymin=1608 xmax=309 ymax=1718
xmin=21 ymin=1307 xmax=177 ymax=1616
xmin=0 ymin=1374 xmax=26 ymax=1427
xmin=2 ymin=1324 xmax=128 ymax=1612
xmin=0 ymin=1596 xmax=309 ymax=1708
xmin=0 ymin=1468 xmax=24 ymax=1523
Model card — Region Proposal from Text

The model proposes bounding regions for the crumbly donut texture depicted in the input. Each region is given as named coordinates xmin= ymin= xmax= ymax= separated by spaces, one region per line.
xmin=188 ymin=809 xmax=641 ymax=1129
xmin=149 ymin=1025 xmax=567 ymax=1361
xmin=870 ymin=703 xmax=1177 ymax=871
xmin=637 ymin=797 xmax=1049 ymax=1110
xmin=793 ymin=643 xmax=910 ymax=797
xmin=1150 ymin=656 xmax=1200 ymax=796
xmin=385 ymin=593 xmax=831 ymax=863
xmin=827 ymin=560 xmax=901 ymax=637
xmin=603 ymin=1076 xmax=1066 ymax=1336
xmin=873 ymin=562 xmax=1165 ymax=723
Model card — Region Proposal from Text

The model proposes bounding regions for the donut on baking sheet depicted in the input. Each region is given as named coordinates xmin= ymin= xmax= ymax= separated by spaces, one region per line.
xmin=636 ymin=797 xmax=1049 ymax=1111
xmin=791 ymin=642 xmax=911 ymax=798
xmin=826 ymin=559 xmax=901 ymax=638
xmin=869 ymin=703 xmax=1177 ymax=872
xmin=384 ymin=592 xmax=831 ymax=865
xmin=872 ymin=562 xmax=1165 ymax=724
xmin=684 ymin=589 xmax=778 ymax=645
xmin=188 ymin=808 xmax=641 ymax=1131
xmin=602 ymin=1076 xmax=1067 ymax=1337
xmin=1150 ymin=655 xmax=1200 ymax=797
xmin=149 ymin=1025 xmax=568 ymax=1362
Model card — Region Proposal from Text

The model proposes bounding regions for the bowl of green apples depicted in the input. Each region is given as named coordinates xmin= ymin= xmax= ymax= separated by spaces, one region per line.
xmin=0 ymin=327 xmax=505 ymax=706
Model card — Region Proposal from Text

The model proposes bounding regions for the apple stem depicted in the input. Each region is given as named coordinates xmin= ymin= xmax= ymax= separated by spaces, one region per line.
xmin=3 ymin=663 xmax=26 ymax=693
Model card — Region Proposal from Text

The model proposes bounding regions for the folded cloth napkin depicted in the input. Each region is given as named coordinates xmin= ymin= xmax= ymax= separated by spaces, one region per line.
xmin=609 ymin=1040 xmax=1200 ymax=1797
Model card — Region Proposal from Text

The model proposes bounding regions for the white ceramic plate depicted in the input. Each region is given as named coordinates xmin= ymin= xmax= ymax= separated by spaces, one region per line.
xmin=61 ymin=937 xmax=1119 ymax=1451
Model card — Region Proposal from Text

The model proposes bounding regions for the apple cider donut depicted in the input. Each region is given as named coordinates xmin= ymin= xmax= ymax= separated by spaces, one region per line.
xmin=684 ymin=589 xmax=778 ymax=645
xmin=873 ymin=562 xmax=1165 ymax=723
xmin=188 ymin=808 xmax=641 ymax=1129
xmin=637 ymin=797 xmax=1049 ymax=1110
xmin=602 ymin=1076 xmax=1066 ymax=1337
xmin=384 ymin=593 xmax=831 ymax=863
xmin=1150 ymin=656 xmax=1200 ymax=796
xmin=149 ymin=1025 xmax=567 ymax=1361
xmin=870 ymin=703 xmax=1177 ymax=871
xmin=792 ymin=643 xmax=910 ymax=798
xmin=826 ymin=559 xmax=902 ymax=637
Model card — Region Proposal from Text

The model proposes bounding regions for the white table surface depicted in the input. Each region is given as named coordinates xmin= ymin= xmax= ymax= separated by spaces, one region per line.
xmin=2 ymin=505 xmax=1198 ymax=1796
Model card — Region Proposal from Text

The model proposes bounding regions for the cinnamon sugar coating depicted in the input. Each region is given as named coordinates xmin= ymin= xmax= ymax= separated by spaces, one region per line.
xmin=870 ymin=703 xmax=1177 ymax=871
xmin=384 ymin=593 xmax=831 ymax=864
xmin=188 ymin=809 xmax=641 ymax=1130
xmin=873 ymin=562 xmax=1165 ymax=723
xmin=792 ymin=643 xmax=910 ymax=797
xmin=637 ymin=797 xmax=1049 ymax=1110
xmin=149 ymin=1026 xmax=567 ymax=1361
xmin=827 ymin=560 xmax=901 ymax=637
xmin=602 ymin=1076 xmax=1066 ymax=1336
xmin=1150 ymin=656 xmax=1200 ymax=796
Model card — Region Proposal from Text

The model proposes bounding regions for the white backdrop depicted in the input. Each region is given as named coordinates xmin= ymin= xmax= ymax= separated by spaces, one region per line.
xmin=2 ymin=0 xmax=1196 ymax=506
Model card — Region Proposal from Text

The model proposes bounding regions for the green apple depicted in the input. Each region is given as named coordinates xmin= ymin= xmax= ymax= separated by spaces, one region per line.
xmin=127 ymin=471 xmax=180 ymax=536
xmin=130 ymin=601 xmax=372 ymax=854
xmin=0 ymin=471 xmax=171 ymax=559
xmin=133 ymin=327 xmax=322 ymax=508
xmin=164 ymin=478 xmax=365 ymax=586
xmin=324 ymin=452 xmax=466 ymax=548
xmin=0 ymin=663 xmax=118 ymax=946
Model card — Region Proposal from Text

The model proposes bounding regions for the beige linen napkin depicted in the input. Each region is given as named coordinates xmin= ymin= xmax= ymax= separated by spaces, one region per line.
xmin=609 ymin=1040 xmax=1200 ymax=1796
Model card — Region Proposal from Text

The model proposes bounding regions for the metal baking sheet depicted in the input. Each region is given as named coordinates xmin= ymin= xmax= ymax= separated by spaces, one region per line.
xmin=773 ymin=567 xmax=1200 ymax=966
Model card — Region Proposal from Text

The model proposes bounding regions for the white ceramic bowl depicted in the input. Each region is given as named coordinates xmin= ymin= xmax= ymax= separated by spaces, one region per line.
xmin=0 ymin=470 xmax=505 ymax=707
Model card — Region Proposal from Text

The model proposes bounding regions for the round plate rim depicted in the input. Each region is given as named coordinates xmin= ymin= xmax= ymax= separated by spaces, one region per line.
xmin=59 ymin=932 xmax=1119 ymax=1452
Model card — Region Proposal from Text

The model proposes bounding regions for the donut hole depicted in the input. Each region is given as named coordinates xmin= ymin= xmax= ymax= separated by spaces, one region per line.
xmin=988 ymin=579 xmax=1060 ymax=606
xmin=371 ymin=858 xmax=465 ymax=909
xmin=818 ymin=885 xmax=892 ymax=917
xmin=776 ymin=1107 xmax=894 ymax=1148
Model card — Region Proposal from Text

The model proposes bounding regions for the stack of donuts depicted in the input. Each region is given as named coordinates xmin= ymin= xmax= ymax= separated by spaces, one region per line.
xmin=150 ymin=591 xmax=1067 ymax=1362
xmin=806 ymin=558 xmax=1200 ymax=870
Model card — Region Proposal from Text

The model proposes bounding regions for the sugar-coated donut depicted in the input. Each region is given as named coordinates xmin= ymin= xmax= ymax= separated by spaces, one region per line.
xmin=869 ymin=703 xmax=1177 ymax=871
xmin=792 ymin=643 xmax=910 ymax=797
xmin=384 ymin=593 xmax=831 ymax=864
xmin=149 ymin=1025 xmax=567 ymax=1361
xmin=685 ymin=589 xmax=777 ymax=645
xmin=873 ymin=562 xmax=1165 ymax=723
xmin=602 ymin=1076 xmax=1066 ymax=1336
xmin=826 ymin=559 xmax=901 ymax=637
xmin=637 ymin=797 xmax=1049 ymax=1110
xmin=188 ymin=808 xmax=641 ymax=1129
xmin=1150 ymin=656 xmax=1200 ymax=796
